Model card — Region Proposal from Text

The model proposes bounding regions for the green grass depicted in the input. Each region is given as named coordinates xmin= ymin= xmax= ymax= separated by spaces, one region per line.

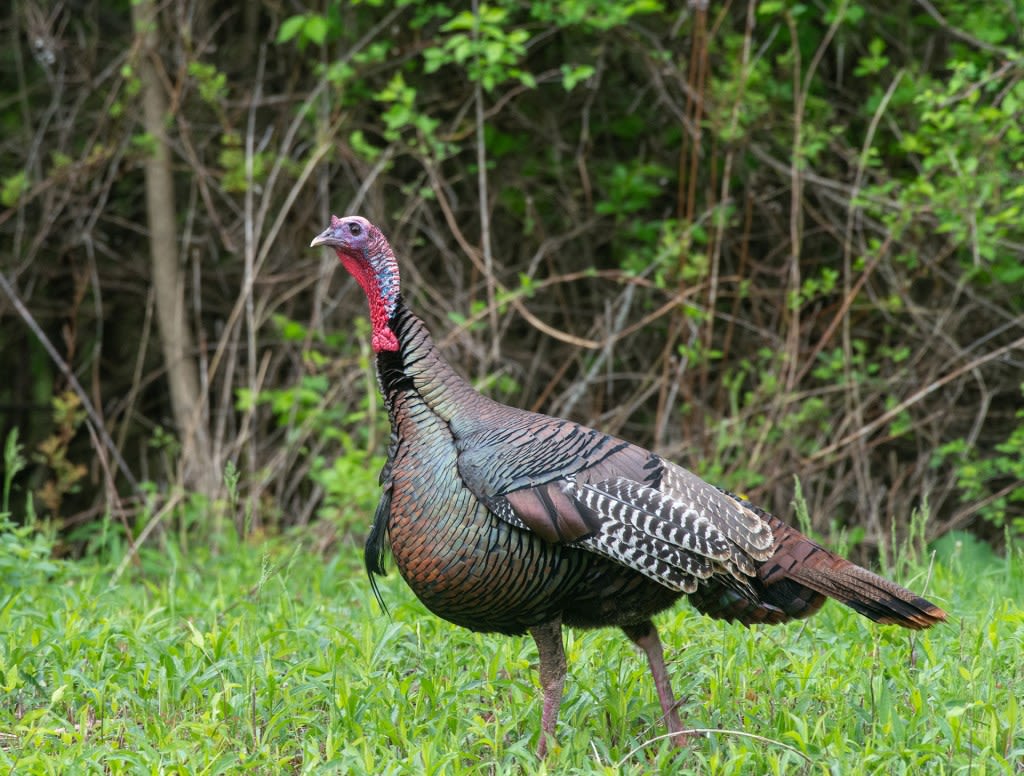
xmin=0 ymin=518 xmax=1021 ymax=774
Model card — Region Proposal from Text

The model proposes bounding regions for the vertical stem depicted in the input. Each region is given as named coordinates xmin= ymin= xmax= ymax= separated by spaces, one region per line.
xmin=131 ymin=0 xmax=216 ymax=494
xmin=658 ymin=1 xmax=708 ymax=450
xmin=784 ymin=10 xmax=803 ymax=394
xmin=472 ymin=0 xmax=499 ymax=366
xmin=710 ymin=0 xmax=757 ymax=418
xmin=242 ymin=45 xmax=267 ymax=532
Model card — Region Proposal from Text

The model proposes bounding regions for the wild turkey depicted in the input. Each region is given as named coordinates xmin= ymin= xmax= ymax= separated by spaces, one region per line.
xmin=311 ymin=215 xmax=946 ymax=757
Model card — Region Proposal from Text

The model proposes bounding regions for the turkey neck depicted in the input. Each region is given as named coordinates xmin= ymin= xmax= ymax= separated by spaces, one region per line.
xmin=375 ymin=299 xmax=495 ymax=434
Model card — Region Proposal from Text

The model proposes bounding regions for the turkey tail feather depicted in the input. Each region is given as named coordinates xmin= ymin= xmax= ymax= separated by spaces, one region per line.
xmin=364 ymin=488 xmax=391 ymax=614
xmin=759 ymin=519 xmax=946 ymax=629
xmin=784 ymin=561 xmax=945 ymax=629
xmin=689 ymin=514 xmax=947 ymax=629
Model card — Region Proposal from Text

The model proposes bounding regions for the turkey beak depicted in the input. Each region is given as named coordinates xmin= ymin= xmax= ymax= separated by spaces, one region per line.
xmin=310 ymin=225 xmax=340 ymax=249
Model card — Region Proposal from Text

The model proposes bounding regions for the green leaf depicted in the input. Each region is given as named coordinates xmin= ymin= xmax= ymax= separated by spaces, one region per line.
xmin=277 ymin=15 xmax=306 ymax=44
xmin=561 ymin=63 xmax=595 ymax=91
xmin=304 ymin=15 xmax=328 ymax=46
xmin=1 ymin=171 xmax=29 ymax=207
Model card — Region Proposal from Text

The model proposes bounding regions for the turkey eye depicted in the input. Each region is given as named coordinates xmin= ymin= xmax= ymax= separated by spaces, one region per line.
xmin=349 ymin=223 xmax=362 ymax=236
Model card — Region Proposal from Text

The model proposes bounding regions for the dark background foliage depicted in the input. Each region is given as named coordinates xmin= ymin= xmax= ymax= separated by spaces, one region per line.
xmin=1 ymin=0 xmax=1022 ymax=557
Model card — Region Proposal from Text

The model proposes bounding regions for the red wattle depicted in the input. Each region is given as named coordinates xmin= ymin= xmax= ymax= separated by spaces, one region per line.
xmin=339 ymin=252 xmax=398 ymax=352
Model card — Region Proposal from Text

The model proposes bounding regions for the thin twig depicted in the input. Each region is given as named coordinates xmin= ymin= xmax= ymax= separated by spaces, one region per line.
xmin=0 ymin=271 xmax=146 ymax=503
xmin=110 ymin=491 xmax=184 ymax=584
xmin=914 ymin=0 xmax=1009 ymax=54
xmin=809 ymin=334 xmax=1024 ymax=463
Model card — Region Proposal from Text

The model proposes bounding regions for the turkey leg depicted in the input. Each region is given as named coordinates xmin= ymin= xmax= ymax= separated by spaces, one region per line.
xmin=623 ymin=620 xmax=688 ymax=746
xmin=528 ymin=619 xmax=566 ymax=758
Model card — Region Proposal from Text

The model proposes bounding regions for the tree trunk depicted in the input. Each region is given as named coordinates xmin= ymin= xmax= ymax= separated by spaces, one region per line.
xmin=131 ymin=0 xmax=218 ymax=496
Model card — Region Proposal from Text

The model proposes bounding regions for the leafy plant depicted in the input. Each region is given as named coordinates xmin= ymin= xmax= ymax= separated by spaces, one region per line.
xmin=2 ymin=429 xmax=26 ymax=516
xmin=236 ymin=316 xmax=386 ymax=529
xmin=0 ymin=431 xmax=59 ymax=587
xmin=932 ymin=386 xmax=1024 ymax=533
xmin=423 ymin=5 xmax=534 ymax=92
xmin=33 ymin=392 xmax=87 ymax=517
